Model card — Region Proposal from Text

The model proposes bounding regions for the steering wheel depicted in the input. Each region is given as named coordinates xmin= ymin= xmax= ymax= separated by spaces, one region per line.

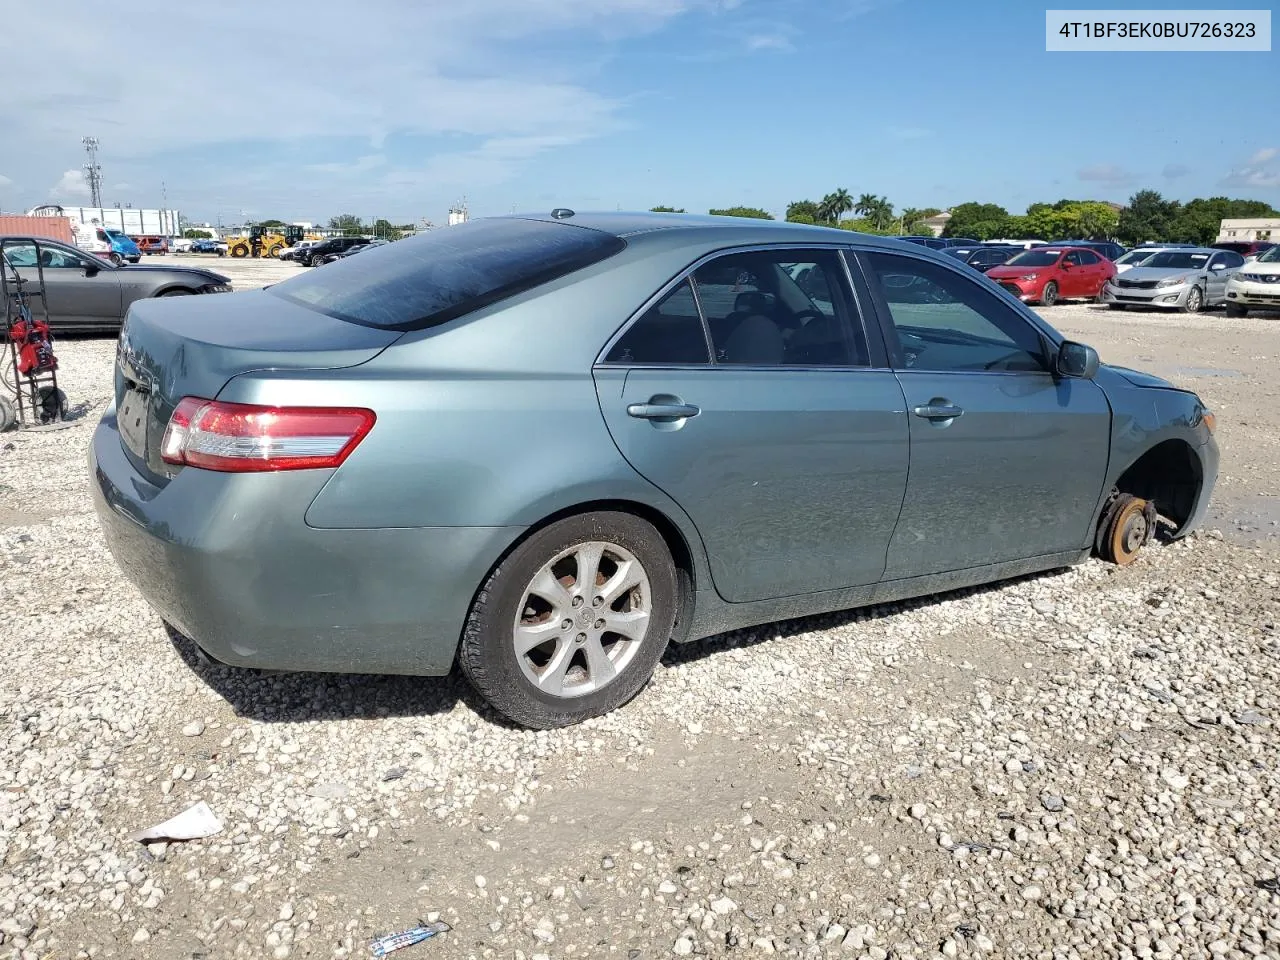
xmin=790 ymin=308 xmax=826 ymax=326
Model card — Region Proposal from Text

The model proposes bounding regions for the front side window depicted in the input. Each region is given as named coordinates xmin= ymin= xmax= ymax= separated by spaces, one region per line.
xmin=862 ymin=252 xmax=1048 ymax=374
xmin=693 ymin=250 xmax=866 ymax=366
xmin=605 ymin=279 xmax=709 ymax=365
xmin=1 ymin=242 xmax=87 ymax=269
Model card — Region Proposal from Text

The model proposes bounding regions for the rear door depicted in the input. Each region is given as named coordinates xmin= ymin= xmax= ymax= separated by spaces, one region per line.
xmin=854 ymin=249 xmax=1111 ymax=579
xmin=594 ymin=247 xmax=910 ymax=603
xmin=1075 ymin=249 xmax=1107 ymax=296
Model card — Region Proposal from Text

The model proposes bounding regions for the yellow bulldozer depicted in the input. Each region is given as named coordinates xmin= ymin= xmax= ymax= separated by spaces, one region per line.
xmin=225 ymin=224 xmax=322 ymax=259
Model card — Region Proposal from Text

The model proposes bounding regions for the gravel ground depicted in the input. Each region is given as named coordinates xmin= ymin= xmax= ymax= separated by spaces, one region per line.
xmin=1 ymin=285 xmax=1278 ymax=959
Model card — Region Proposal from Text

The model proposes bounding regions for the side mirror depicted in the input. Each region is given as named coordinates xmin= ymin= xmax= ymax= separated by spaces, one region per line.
xmin=83 ymin=263 xmax=99 ymax=277
xmin=1245 ymin=254 xmax=1258 ymax=262
xmin=1060 ymin=260 xmax=1073 ymax=269
xmin=1056 ymin=340 xmax=1099 ymax=380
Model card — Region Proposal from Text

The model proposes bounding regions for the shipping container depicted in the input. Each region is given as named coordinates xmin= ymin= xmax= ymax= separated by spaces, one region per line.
xmin=0 ymin=215 xmax=76 ymax=244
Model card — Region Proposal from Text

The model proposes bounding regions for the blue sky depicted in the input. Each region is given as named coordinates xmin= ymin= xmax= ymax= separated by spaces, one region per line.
xmin=1 ymin=1 xmax=1275 ymax=224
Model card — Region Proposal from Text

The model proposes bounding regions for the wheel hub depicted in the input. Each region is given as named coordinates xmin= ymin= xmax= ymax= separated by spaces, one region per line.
xmin=1122 ymin=512 xmax=1147 ymax=553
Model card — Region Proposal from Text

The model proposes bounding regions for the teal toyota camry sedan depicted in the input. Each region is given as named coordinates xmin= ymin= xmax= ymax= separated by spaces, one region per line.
xmin=91 ymin=212 xmax=1218 ymax=728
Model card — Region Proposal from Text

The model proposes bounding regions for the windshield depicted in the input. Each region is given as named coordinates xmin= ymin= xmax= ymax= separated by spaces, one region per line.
xmin=1257 ymin=246 xmax=1280 ymax=264
xmin=1006 ymin=250 xmax=1062 ymax=267
xmin=1116 ymin=250 xmax=1155 ymax=265
xmin=269 ymin=217 xmax=626 ymax=330
xmin=1140 ymin=251 xmax=1210 ymax=269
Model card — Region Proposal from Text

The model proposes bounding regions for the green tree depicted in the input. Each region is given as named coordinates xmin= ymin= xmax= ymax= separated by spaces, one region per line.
xmin=370 ymin=218 xmax=405 ymax=240
xmin=1115 ymin=190 xmax=1179 ymax=246
xmin=817 ymin=189 xmax=854 ymax=224
xmin=649 ymin=205 xmax=686 ymax=213
xmin=786 ymin=199 xmax=822 ymax=223
xmin=708 ymin=206 xmax=774 ymax=220
xmin=899 ymin=207 xmax=941 ymax=234
xmin=854 ymin=194 xmax=893 ymax=231
xmin=259 ymin=218 xmax=287 ymax=227
xmin=328 ymin=213 xmax=365 ymax=234
xmin=182 ymin=228 xmax=214 ymax=239
xmin=1168 ymin=196 xmax=1280 ymax=245
xmin=943 ymin=202 xmax=1010 ymax=240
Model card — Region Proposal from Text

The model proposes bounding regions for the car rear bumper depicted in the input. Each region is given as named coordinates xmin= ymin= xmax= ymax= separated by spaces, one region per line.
xmin=90 ymin=408 xmax=523 ymax=677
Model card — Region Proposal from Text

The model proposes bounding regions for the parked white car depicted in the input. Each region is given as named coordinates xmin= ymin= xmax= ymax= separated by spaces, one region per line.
xmin=1224 ymin=244 xmax=1280 ymax=317
xmin=1113 ymin=247 xmax=1165 ymax=274
xmin=171 ymin=237 xmax=194 ymax=253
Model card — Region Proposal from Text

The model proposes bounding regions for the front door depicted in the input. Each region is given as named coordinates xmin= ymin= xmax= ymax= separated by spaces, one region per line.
xmin=1205 ymin=252 xmax=1240 ymax=304
xmin=855 ymin=250 xmax=1112 ymax=579
xmin=595 ymin=249 xmax=910 ymax=603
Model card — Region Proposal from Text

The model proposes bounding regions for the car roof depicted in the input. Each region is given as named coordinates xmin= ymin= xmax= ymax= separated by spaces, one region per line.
xmin=505 ymin=211 xmax=927 ymax=252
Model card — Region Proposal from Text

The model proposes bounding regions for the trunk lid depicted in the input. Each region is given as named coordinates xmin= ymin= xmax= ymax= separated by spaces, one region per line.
xmin=114 ymin=289 xmax=400 ymax=485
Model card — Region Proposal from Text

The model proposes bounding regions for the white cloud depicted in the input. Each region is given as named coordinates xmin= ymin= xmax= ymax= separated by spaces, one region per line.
xmin=743 ymin=31 xmax=795 ymax=51
xmin=0 ymin=173 xmax=12 ymax=187
xmin=1222 ymin=148 xmax=1280 ymax=189
xmin=1077 ymin=163 xmax=1137 ymax=185
xmin=1 ymin=1 xmax=716 ymax=213
xmin=51 ymin=170 xmax=91 ymax=199
xmin=1222 ymin=167 xmax=1280 ymax=189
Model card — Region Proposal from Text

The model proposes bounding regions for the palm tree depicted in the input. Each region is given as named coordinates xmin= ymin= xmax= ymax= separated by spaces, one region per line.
xmin=816 ymin=188 xmax=853 ymax=224
xmin=854 ymin=194 xmax=894 ymax=231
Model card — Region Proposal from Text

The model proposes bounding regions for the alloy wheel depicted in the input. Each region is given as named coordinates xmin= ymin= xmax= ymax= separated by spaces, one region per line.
xmin=512 ymin=541 xmax=651 ymax=699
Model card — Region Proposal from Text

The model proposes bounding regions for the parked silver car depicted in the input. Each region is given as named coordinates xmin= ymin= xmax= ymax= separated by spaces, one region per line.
xmin=1100 ymin=247 xmax=1245 ymax=312
xmin=1 ymin=237 xmax=232 ymax=332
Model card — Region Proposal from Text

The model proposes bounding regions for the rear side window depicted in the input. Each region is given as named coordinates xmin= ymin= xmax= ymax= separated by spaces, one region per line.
xmin=606 ymin=280 xmax=709 ymax=364
xmin=1077 ymin=250 xmax=1101 ymax=265
xmin=270 ymin=218 xmax=626 ymax=330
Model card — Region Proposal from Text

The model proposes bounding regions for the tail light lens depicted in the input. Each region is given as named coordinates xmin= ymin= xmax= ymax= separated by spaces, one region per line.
xmin=161 ymin=398 xmax=375 ymax=472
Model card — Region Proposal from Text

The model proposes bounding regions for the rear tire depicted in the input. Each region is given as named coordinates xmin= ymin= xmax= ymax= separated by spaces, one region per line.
xmin=230 ymin=244 xmax=249 ymax=259
xmin=108 ymin=252 xmax=123 ymax=267
xmin=1108 ymin=303 xmax=1127 ymax=310
xmin=1182 ymin=286 xmax=1204 ymax=313
xmin=458 ymin=511 xmax=678 ymax=729
xmin=1225 ymin=302 xmax=1247 ymax=318
xmin=160 ymin=289 xmax=194 ymax=296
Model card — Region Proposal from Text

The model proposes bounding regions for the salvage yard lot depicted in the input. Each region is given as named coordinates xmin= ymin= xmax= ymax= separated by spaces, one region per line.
xmin=1 ymin=266 xmax=1278 ymax=959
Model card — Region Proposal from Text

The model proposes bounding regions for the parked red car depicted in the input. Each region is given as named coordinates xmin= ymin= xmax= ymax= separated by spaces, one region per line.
xmin=1211 ymin=240 xmax=1274 ymax=258
xmin=985 ymin=246 xmax=1116 ymax=306
xmin=134 ymin=235 xmax=170 ymax=255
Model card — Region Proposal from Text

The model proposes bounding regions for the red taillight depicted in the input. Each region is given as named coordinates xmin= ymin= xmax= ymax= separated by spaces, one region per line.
xmin=160 ymin=398 xmax=375 ymax=472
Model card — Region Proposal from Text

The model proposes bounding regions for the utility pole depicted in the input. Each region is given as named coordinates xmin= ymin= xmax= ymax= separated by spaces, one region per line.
xmin=82 ymin=137 xmax=103 ymax=207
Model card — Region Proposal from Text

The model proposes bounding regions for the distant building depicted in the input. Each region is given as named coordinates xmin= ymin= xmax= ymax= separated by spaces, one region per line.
xmin=920 ymin=211 xmax=951 ymax=237
xmin=1218 ymin=217 xmax=1279 ymax=242
xmin=448 ymin=202 xmax=469 ymax=227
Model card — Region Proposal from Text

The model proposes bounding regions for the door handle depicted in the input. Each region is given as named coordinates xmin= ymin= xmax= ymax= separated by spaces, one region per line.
xmin=912 ymin=401 xmax=964 ymax=421
xmin=627 ymin=401 xmax=700 ymax=420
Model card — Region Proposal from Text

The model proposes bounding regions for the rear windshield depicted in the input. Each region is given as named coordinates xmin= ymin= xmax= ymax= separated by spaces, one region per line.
xmin=1007 ymin=250 xmax=1063 ymax=267
xmin=269 ymin=218 xmax=626 ymax=330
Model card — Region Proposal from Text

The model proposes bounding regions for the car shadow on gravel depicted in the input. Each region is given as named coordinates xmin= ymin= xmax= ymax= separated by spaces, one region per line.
xmin=163 ymin=623 xmax=501 ymax=725
xmin=661 ymin=567 xmax=1073 ymax=668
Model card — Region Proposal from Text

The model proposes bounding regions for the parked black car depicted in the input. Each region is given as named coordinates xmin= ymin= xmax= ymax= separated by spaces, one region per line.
xmin=943 ymin=245 xmax=1022 ymax=273
xmin=299 ymin=236 xmax=370 ymax=266
xmin=1049 ymin=240 xmax=1127 ymax=261
xmin=315 ymin=238 xmax=391 ymax=266
xmin=0 ymin=237 xmax=231 ymax=332
xmin=896 ymin=235 xmax=948 ymax=250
